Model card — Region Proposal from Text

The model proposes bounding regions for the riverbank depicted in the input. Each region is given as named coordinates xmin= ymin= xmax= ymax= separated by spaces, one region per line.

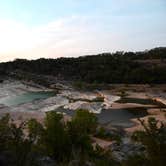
xmin=0 ymin=80 xmax=165 ymax=133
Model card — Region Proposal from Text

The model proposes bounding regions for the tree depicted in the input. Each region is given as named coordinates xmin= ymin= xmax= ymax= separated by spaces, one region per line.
xmin=0 ymin=114 xmax=38 ymax=166
xmin=41 ymin=111 xmax=70 ymax=161
xmin=131 ymin=117 xmax=166 ymax=166
xmin=69 ymin=109 xmax=98 ymax=134
xmin=67 ymin=109 xmax=98 ymax=163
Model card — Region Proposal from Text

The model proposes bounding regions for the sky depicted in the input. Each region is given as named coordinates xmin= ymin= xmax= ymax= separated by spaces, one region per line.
xmin=0 ymin=0 xmax=166 ymax=62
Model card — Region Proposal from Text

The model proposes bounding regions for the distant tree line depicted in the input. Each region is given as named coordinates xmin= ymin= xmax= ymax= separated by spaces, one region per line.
xmin=0 ymin=47 xmax=166 ymax=84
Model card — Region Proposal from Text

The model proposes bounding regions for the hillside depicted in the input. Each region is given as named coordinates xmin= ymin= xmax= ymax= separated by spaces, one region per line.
xmin=0 ymin=47 xmax=166 ymax=84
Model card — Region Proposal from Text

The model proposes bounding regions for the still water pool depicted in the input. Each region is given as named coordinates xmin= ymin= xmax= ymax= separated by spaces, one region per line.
xmin=0 ymin=91 xmax=55 ymax=106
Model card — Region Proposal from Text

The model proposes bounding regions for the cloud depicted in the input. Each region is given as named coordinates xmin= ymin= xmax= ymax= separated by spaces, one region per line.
xmin=0 ymin=9 xmax=165 ymax=62
xmin=0 ymin=15 xmax=117 ymax=62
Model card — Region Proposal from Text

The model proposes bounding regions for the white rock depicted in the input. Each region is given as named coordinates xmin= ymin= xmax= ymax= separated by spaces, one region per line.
xmin=60 ymin=90 xmax=97 ymax=101
xmin=98 ymin=91 xmax=120 ymax=109
xmin=64 ymin=101 xmax=102 ymax=114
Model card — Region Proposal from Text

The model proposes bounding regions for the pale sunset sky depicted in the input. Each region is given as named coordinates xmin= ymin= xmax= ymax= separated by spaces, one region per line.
xmin=0 ymin=0 xmax=166 ymax=62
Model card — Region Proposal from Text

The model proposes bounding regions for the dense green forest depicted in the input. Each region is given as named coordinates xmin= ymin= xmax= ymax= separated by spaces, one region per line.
xmin=0 ymin=110 xmax=165 ymax=166
xmin=0 ymin=47 xmax=166 ymax=84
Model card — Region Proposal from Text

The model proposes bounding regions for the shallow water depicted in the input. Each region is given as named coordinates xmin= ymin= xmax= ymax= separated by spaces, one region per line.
xmin=96 ymin=108 xmax=148 ymax=127
xmin=0 ymin=91 xmax=55 ymax=106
